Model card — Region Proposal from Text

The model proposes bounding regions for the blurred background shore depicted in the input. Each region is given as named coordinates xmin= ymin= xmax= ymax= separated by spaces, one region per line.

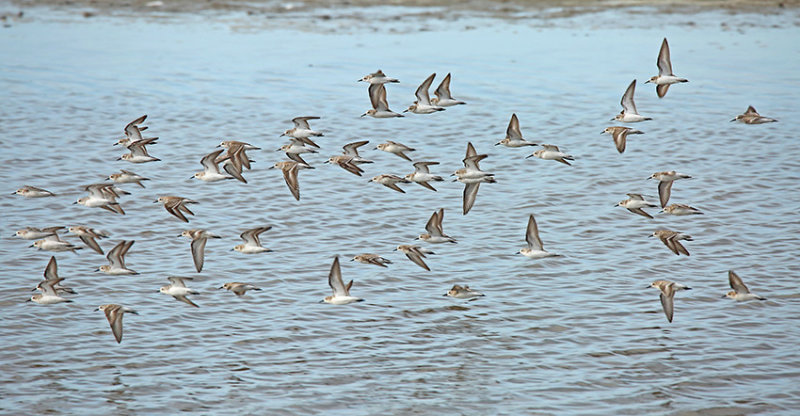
xmin=3 ymin=0 xmax=798 ymax=30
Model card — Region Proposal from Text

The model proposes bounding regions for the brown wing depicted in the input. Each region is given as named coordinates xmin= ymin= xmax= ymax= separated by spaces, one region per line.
xmin=627 ymin=208 xmax=653 ymax=219
xmin=282 ymin=164 xmax=301 ymax=201
xmin=657 ymin=180 xmax=673 ymax=208
xmin=656 ymin=84 xmax=670 ymax=98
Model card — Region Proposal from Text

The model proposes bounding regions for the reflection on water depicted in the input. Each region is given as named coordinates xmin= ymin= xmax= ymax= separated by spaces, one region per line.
xmin=1 ymin=6 xmax=799 ymax=415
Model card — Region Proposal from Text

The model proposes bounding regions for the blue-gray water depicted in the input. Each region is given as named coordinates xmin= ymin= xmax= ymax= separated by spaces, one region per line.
xmin=1 ymin=5 xmax=800 ymax=415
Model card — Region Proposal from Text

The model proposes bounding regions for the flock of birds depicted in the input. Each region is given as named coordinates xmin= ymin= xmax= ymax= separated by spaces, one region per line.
xmin=13 ymin=37 xmax=778 ymax=344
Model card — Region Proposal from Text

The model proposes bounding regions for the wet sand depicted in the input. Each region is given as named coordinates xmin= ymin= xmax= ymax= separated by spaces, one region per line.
xmin=5 ymin=0 xmax=799 ymax=25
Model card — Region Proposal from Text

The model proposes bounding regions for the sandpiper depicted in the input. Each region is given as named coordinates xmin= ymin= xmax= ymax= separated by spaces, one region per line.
xmin=431 ymin=73 xmax=465 ymax=107
xmin=181 ymin=229 xmax=221 ymax=273
xmin=322 ymin=256 xmax=363 ymax=304
xmin=724 ymin=270 xmax=766 ymax=301
xmin=97 ymin=240 xmax=137 ymax=275
xmin=96 ymin=304 xmax=138 ymax=343
xmin=405 ymin=161 xmax=443 ymax=191
xmin=650 ymin=229 xmax=693 ymax=256
xmin=613 ymin=80 xmax=651 ymax=122
xmin=731 ymin=106 xmax=778 ymax=124
xmin=362 ymin=84 xmax=403 ymax=118
xmin=404 ymin=73 xmax=445 ymax=114
xmin=602 ymin=126 xmax=643 ymax=154
xmin=417 ymin=208 xmax=456 ymax=243
xmin=444 ymin=285 xmax=484 ymax=299
xmin=645 ymin=38 xmax=688 ymax=98
xmin=649 ymin=280 xmax=691 ymax=323
xmin=649 ymin=170 xmax=691 ymax=208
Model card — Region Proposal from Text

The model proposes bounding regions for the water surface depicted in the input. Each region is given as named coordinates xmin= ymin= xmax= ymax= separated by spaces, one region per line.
xmin=1 ymin=6 xmax=799 ymax=415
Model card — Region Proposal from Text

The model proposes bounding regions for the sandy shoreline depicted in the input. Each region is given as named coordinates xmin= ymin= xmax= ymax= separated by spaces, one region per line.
xmin=6 ymin=0 xmax=798 ymax=19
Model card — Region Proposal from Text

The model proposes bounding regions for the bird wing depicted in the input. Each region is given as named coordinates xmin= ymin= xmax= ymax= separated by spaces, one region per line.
xmin=174 ymin=295 xmax=199 ymax=308
xmin=433 ymin=73 xmax=453 ymax=100
xmin=463 ymin=183 xmax=480 ymax=215
xmin=282 ymin=163 xmax=301 ymax=201
xmin=80 ymin=235 xmax=104 ymax=254
xmin=506 ymin=113 xmax=523 ymax=140
xmin=413 ymin=161 xmax=438 ymax=174
xmin=463 ymin=154 xmax=488 ymax=171
xmin=620 ymin=79 xmax=638 ymax=114
xmin=191 ymin=237 xmax=207 ymax=272
xmin=659 ymin=292 xmax=674 ymax=323
xmin=424 ymin=209 xmax=440 ymax=235
xmin=465 ymin=142 xmax=477 ymax=158
xmin=200 ymin=149 xmax=224 ymax=173
xmin=657 ymin=180 xmax=673 ymax=208
xmin=414 ymin=73 xmax=436 ymax=106
xmin=107 ymin=241 xmax=126 ymax=268
xmin=525 ymin=214 xmax=544 ymax=251
xmin=657 ymin=38 xmax=674 ymax=76
xmin=404 ymin=249 xmax=430 ymax=271
xmin=168 ymin=276 xmax=189 ymax=287
xmin=728 ymin=270 xmax=750 ymax=294
xmin=342 ymin=140 xmax=368 ymax=157
xmin=368 ymin=83 xmax=386 ymax=111
xmin=628 ymin=208 xmax=654 ymax=219
xmin=124 ymin=115 xmax=146 ymax=142
xmin=328 ymin=256 xmax=349 ymax=296
xmin=612 ymin=129 xmax=626 ymax=153
xmin=223 ymin=159 xmax=247 ymax=183
xmin=44 ymin=256 xmax=58 ymax=280
xmin=105 ymin=306 xmax=125 ymax=343
xmin=292 ymin=116 xmax=319 ymax=130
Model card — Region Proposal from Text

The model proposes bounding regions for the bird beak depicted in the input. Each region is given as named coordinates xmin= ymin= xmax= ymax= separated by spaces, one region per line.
xmin=647 ymin=235 xmax=654 ymax=238
xmin=94 ymin=307 xmax=100 ymax=311
xmin=318 ymin=299 xmax=325 ymax=303
xmin=644 ymin=80 xmax=650 ymax=84
xmin=730 ymin=118 xmax=736 ymax=122
xmin=360 ymin=113 xmax=367 ymax=118
xmin=402 ymin=109 xmax=409 ymax=113
xmin=525 ymin=154 xmax=533 ymax=159
xmin=153 ymin=199 xmax=159 ymax=203
xmin=600 ymin=131 xmax=606 ymax=134
xmin=218 ymin=286 xmax=224 ymax=290
xmin=189 ymin=176 xmax=194 ymax=179
xmin=494 ymin=142 xmax=500 ymax=146
xmin=26 ymin=298 xmax=32 ymax=302
xmin=609 ymin=118 xmax=615 ymax=121
xmin=279 ymin=133 xmax=285 ymax=137
xmin=720 ymin=295 xmax=727 ymax=298
xmin=442 ymin=293 xmax=448 ymax=297
xmin=28 ymin=244 xmax=34 ymax=248
xmin=72 ymin=201 xmax=78 ymax=204
xmin=94 ymin=268 xmax=100 ymax=272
